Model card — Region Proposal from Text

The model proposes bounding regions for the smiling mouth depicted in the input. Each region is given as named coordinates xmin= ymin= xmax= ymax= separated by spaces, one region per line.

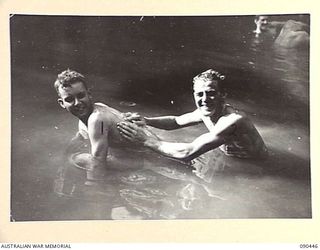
xmin=201 ymin=104 xmax=213 ymax=109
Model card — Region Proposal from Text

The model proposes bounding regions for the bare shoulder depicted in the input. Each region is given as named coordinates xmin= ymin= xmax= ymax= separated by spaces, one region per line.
xmin=216 ymin=105 xmax=252 ymax=128
xmin=223 ymin=105 xmax=247 ymax=121
xmin=224 ymin=111 xmax=258 ymax=134
xmin=218 ymin=112 xmax=244 ymax=126
xmin=214 ymin=112 xmax=256 ymax=138
xmin=88 ymin=104 xmax=113 ymax=127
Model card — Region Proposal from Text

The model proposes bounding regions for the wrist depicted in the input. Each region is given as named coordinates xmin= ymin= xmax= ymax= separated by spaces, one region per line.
xmin=143 ymin=136 xmax=159 ymax=149
xmin=144 ymin=117 xmax=150 ymax=125
xmin=89 ymin=155 xmax=106 ymax=167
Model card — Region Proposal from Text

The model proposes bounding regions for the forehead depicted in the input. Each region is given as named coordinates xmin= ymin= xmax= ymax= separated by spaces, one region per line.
xmin=58 ymin=81 xmax=87 ymax=97
xmin=258 ymin=16 xmax=269 ymax=21
xmin=193 ymin=80 xmax=219 ymax=92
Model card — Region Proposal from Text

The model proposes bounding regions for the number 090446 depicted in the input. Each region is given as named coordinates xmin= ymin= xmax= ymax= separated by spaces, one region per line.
xmin=300 ymin=244 xmax=318 ymax=248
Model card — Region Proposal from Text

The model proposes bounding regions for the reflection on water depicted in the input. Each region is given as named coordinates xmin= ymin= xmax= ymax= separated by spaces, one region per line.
xmin=11 ymin=15 xmax=311 ymax=220
xmin=119 ymin=188 xmax=174 ymax=219
xmin=120 ymin=171 xmax=157 ymax=185
xmin=53 ymin=147 xmax=221 ymax=219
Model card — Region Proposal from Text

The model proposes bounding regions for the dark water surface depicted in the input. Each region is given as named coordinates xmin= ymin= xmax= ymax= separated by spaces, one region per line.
xmin=11 ymin=15 xmax=310 ymax=220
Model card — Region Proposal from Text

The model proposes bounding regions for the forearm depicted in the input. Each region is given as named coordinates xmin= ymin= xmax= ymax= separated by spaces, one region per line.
xmin=144 ymin=137 xmax=194 ymax=160
xmin=145 ymin=116 xmax=181 ymax=130
xmin=90 ymin=142 xmax=108 ymax=168
xmin=144 ymin=130 xmax=226 ymax=161
xmin=89 ymin=128 xmax=109 ymax=168
xmin=85 ymin=154 xmax=107 ymax=181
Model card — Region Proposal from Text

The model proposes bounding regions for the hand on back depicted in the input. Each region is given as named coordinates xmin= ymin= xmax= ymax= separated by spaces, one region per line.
xmin=122 ymin=112 xmax=146 ymax=127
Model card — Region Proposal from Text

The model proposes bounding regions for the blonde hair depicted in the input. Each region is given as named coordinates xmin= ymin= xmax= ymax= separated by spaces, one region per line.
xmin=193 ymin=69 xmax=225 ymax=83
xmin=193 ymin=69 xmax=226 ymax=93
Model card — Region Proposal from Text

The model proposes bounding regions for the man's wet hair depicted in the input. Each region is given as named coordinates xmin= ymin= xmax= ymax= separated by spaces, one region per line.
xmin=54 ymin=69 xmax=87 ymax=96
xmin=193 ymin=69 xmax=226 ymax=94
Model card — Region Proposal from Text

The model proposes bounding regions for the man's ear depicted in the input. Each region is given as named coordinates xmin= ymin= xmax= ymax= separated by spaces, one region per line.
xmin=57 ymin=98 xmax=66 ymax=109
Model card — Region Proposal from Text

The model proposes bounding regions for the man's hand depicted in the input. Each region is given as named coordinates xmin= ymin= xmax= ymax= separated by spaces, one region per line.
xmin=122 ymin=112 xmax=146 ymax=127
xmin=117 ymin=121 xmax=159 ymax=146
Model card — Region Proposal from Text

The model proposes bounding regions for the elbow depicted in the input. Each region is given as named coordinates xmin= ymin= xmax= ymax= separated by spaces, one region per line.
xmin=171 ymin=147 xmax=195 ymax=161
xmin=172 ymin=153 xmax=199 ymax=163
xmin=155 ymin=141 xmax=196 ymax=160
xmin=174 ymin=153 xmax=190 ymax=160
xmin=179 ymin=153 xmax=197 ymax=162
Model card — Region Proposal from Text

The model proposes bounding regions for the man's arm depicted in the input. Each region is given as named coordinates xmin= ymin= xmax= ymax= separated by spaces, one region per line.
xmin=144 ymin=131 xmax=226 ymax=161
xmin=123 ymin=109 xmax=202 ymax=130
xmin=86 ymin=114 xmax=110 ymax=170
xmin=118 ymin=114 xmax=242 ymax=161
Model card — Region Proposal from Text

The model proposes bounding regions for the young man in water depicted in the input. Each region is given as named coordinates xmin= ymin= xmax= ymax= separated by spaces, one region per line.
xmin=253 ymin=15 xmax=309 ymax=48
xmin=54 ymin=69 xmax=129 ymax=180
xmin=117 ymin=69 xmax=268 ymax=164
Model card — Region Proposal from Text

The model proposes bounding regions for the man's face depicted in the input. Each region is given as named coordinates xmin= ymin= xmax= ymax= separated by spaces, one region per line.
xmin=193 ymin=80 xmax=223 ymax=117
xmin=58 ymin=81 xmax=93 ymax=119
xmin=255 ymin=16 xmax=269 ymax=31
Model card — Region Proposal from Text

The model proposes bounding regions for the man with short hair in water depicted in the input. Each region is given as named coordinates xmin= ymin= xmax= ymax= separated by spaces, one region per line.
xmin=54 ymin=69 xmax=130 ymax=180
xmin=117 ymin=69 xmax=268 ymax=167
xmin=253 ymin=15 xmax=309 ymax=48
